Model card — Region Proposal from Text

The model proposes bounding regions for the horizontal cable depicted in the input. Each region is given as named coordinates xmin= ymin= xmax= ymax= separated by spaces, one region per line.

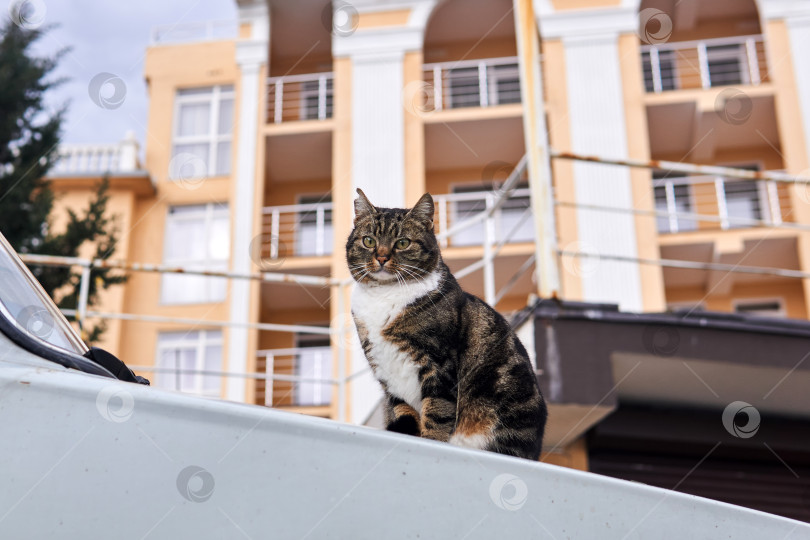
xmin=557 ymin=250 xmax=809 ymax=280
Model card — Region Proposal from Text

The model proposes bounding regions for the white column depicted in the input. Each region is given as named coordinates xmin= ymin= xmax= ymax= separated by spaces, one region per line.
xmin=540 ymin=8 xmax=644 ymax=312
xmin=758 ymin=2 xmax=810 ymax=161
xmin=333 ymin=0 xmax=436 ymax=423
xmin=227 ymin=5 xmax=268 ymax=402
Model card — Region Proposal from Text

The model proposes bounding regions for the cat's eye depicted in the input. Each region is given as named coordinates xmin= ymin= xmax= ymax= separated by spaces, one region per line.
xmin=362 ymin=236 xmax=376 ymax=248
xmin=395 ymin=239 xmax=411 ymax=249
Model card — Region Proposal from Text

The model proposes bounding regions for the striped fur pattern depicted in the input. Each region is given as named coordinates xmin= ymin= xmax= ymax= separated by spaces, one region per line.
xmin=347 ymin=189 xmax=547 ymax=460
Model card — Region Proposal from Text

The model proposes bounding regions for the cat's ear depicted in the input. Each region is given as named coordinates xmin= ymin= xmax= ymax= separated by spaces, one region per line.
xmin=354 ymin=188 xmax=377 ymax=223
xmin=407 ymin=192 xmax=434 ymax=225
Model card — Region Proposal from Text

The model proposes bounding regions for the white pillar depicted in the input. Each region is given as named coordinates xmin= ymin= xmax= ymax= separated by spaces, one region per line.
xmin=333 ymin=0 xmax=436 ymax=423
xmin=539 ymin=8 xmax=644 ymax=312
xmin=227 ymin=4 xmax=268 ymax=402
xmin=759 ymin=2 xmax=810 ymax=162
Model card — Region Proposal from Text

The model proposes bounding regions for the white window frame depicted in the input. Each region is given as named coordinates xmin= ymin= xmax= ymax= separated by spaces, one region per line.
xmin=705 ymin=43 xmax=751 ymax=87
xmin=170 ymin=85 xmax=234 ymax=179
xmin=295 ymin=194 xmax=333 ymax=257
xmin=732 ymin=298 xmax=786 ymax=318
xmin=161 ymin=203 xmax=230 ymax=305
xmin=294 ymin=332 xmax=331 ymax=407
xmin=487 ymin=63 xmax=520 ymax=106
xmin=652 ymin=179 xmax=698 ymax=234
xmin=155 ymin=330 xmax=223 ymax=397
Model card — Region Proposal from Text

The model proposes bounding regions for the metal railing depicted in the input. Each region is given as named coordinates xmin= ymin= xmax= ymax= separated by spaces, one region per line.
xmin=422 ymin=56 xmax=521 ymax=112
xmin=653 ymin=175 xmax=786 ymax=233
xmin=266 ymin=72 xmax=334 ymax=124
xmin=258 ymin=347 xmax=333 ymax=407
xmin=261 ymin=201 xmax=334 ymax=259
xmin=150 ymin=20 xmax=238 ymax=46
xmin=259 ymin=189 xmax=535 ymax=261
xmin=50 ymin=133 xmax=142 ymax=176
xmin=641 ymin=35 xmax=768 ymax=93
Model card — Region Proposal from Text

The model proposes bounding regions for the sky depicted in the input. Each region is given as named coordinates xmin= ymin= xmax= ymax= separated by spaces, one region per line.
xmin=7 ymin=0 xmax=237 ymax=149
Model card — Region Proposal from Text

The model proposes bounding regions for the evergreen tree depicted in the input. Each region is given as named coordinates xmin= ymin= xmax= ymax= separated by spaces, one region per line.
xmin=0 ymin=20 xmax=125 ymax=343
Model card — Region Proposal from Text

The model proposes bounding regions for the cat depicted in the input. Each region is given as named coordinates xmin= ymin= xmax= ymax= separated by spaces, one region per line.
xmin=347 ymin=188 xmax=547 ymax=460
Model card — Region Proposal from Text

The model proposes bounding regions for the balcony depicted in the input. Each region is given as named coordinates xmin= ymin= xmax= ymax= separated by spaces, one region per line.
xmin=259 ymin=346 xmax=332 ymax=408
xmin=422 ymin=56 xmax=521 ymax=112
xmin=641 ymin=35 xmax=768 ymax=93
xmin=266 ymin=72 xmax=334 ymax=124
xmin=51 ymin=133 xmax=142 ymax=176
xmin=653 ymin=176 xmax=787 ymax=234
xmin=259 ymin=189 xmax=534 ymax=262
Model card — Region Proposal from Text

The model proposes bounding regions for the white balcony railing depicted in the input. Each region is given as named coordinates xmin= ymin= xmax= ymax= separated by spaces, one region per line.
xmin=259 ymin=347 xmax=333 ymax=407
xmin=261 ymin=201 xmax=334 ymax=260
xmin=260 ymin=188 xmax=534 ymax=261
xmin=422 ymin=56 xmax=521 ymax=112
xmin=653 ymin=175 xmax=785 ymax=233
xmin=50 ymin=132 xmax=142 ymax=176
xmin=641 ymin=35 xmax=768 ymax=93
xmin=266 ymin=72 xmax=334 ymax=124
xmin=150 ymin=20 xmax=238 ymax=46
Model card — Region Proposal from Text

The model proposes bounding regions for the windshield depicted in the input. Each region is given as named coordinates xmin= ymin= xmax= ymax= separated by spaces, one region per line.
xmin=0 ymin=232 xmax=88 ymax=355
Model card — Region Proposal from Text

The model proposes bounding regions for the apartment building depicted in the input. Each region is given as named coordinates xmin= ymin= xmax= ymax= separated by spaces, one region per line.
xmin=44 ymin=0 xmax=810 ymax=492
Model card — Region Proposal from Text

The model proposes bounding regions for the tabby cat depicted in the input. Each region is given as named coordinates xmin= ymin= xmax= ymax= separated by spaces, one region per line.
xmin=347 ymin=189 xmax=547 ymax=460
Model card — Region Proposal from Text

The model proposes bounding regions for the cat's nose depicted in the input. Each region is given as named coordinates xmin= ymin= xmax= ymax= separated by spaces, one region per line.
xmin=376 ymin=255 xmax=389 ymax=267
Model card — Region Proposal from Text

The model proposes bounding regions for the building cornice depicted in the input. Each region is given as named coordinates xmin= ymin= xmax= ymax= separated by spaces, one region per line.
xmin=758 ymin=0 xmax=810 ymax=21
xmin=537 ymin=6 xmax=638 ymax=40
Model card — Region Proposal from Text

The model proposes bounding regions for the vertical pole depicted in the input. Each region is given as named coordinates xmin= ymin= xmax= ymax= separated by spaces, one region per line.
xmin=318 ymin=75 xmax=327 ymax=120
xmin=265 ymin=353 xmax=274 ymax=407
xmin=698 ymin=43 xmax=711 ymax=89
xmin=664 ymin=181 xmax=679 ymax=233
xmin=746 ymin=38 xmax=761 ymax=85
xmin=77 ymin=265 xmax=91 ymax=337
xmin=433 ymin=65 xmax=443 ymax=111
xmin=715 ymin=177 xmax=730 ymax=229
xmin=649 ymin=47 xmax=663 ymax=93
xmin=336 ymin=283 xmax=347 ymax=423
xmin=274 ymin=79 xmax=283 ymax=124
xmin=271 ymin=209 xmax=280 ymax=259
xmin=478 ymin=63 xmax=489 ymax=107
xmin=483 ymin=194 xmax=496 ymax=305
xmin=438 ymin=197 xmax=448 ymax=248
xmin=513 ymin=0 xmax=560 ymax=298
xmin=316 ymin=206 xmax=325 ymax=255
xmin=767 ymin=181 xmax=782 ymax=225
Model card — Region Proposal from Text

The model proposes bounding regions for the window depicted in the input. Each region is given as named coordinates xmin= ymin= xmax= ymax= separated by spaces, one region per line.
xmin=156 ymin=330 xmax=222 ymax=396
xmin=642 ymin=50 xmax=677 ymax=92
xmin=300 ymin=78 xmax=333 ymax=120
xmin=706 ymin=44 xmax=748 ymax=87
xmin=451 ymin=183 xmax=534 ymax=246
xmin=161 ymin=204 xmax=229 ymax=304
xmin=296 ymin=195 xmax=333 ymax=256
xmin=489 ymin=63 xmax=521 ymax=105
xmin=724 ymin=180 xmax=764 ymax=228
xmin=653 ymin=181 xmax=697 ymax=233
xmin=446 ymin=67 xmax=480 ymax=109
xmin=170 ymin=85 xmax=234 ymax=179
xmin=294 ymin=334 xmax=331 ymax=406
xmin=734 ymin=299 xmax=785 ymax=318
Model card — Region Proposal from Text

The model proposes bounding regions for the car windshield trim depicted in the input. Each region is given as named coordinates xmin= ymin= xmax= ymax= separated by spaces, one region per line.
xmin=0 ymin=232 xmax=114 ymax=378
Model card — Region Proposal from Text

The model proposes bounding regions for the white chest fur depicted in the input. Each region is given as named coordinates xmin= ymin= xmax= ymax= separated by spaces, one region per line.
xmin=351 ymin=271 xmax=441 ymax=413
